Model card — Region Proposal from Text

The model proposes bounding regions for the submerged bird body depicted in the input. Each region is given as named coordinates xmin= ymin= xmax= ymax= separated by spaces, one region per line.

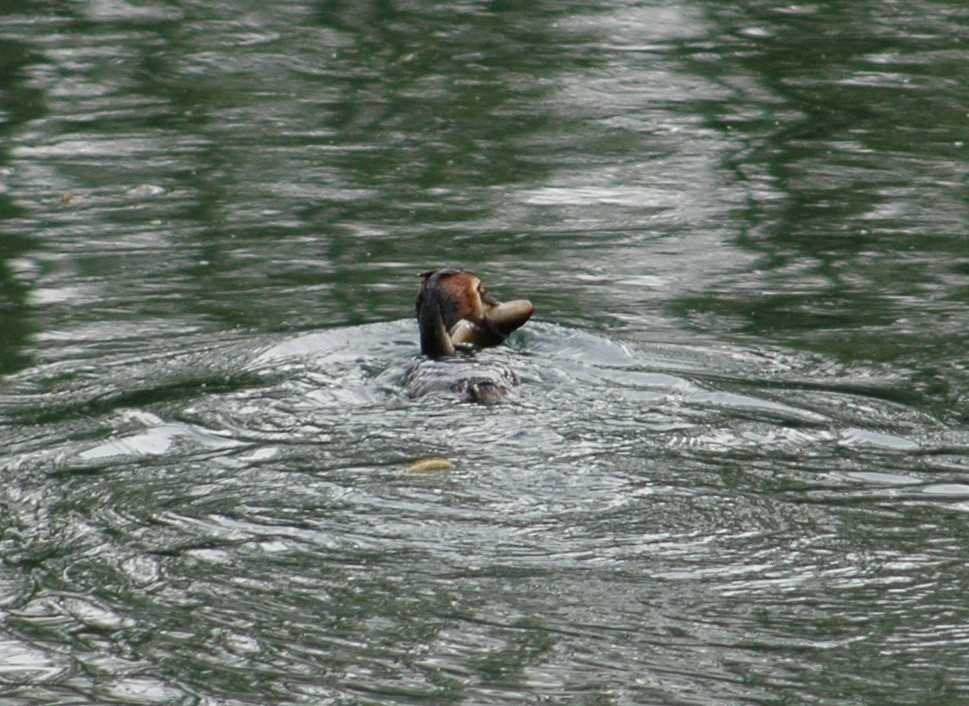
xmin=403 ymin=356 xmax=520 ymax=404
xmin=406 ymin=268 xmax=534 ymax=403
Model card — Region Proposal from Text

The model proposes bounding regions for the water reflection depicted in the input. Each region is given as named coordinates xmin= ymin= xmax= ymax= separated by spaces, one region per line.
xmin=0 ymin=34 xmax=48 ymax=375
xmin=685 ymin=2 xmax=969 ymax=381
xmin=4 ymin=0 xmax=969 ymax=704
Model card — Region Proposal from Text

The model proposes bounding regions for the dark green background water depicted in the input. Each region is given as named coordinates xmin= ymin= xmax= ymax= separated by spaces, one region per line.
xmin=4 ymin=1 xmax=969 ymax=704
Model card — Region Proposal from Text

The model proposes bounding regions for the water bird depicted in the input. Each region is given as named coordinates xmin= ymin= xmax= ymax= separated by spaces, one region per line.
xmin=405 ymin=268 xmax=534 ymax=403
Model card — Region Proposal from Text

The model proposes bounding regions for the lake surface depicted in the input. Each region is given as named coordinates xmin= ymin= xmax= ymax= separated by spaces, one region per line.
xmin=3 ymin=1 xmax=969 ymax=703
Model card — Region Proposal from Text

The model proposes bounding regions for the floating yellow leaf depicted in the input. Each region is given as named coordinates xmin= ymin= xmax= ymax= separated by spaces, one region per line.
xmin=406 ymin=457 xmax=455 ymax=472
